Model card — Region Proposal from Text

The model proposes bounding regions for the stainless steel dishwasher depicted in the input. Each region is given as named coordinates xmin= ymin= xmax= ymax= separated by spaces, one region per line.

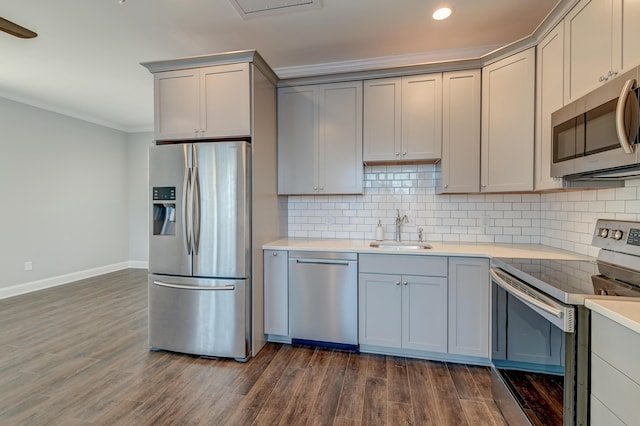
xmin=289 ymin=251 xmax=358 ymax=351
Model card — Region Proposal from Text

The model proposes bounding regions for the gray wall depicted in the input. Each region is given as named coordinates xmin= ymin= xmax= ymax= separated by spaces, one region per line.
xmin=127 ymin=132 xmax=152 ymax=265
xmin=0 ymin=97 xmax=131 ymax=291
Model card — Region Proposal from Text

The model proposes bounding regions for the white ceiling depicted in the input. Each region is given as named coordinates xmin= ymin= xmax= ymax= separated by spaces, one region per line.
xmin=0 ymin=0 xmax=559 ymax=132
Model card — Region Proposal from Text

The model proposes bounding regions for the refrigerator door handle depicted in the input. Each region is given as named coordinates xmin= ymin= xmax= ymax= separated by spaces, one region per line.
xmin=153 ymin=280 xmax=236 ymax=291
xmin=184 ymin=167 xmax=192 ymax=255
xmin=192 ymin=165 xmax=201 ymax=255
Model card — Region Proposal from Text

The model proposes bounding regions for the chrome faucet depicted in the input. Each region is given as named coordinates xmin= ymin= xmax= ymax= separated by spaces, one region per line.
xmin=418 ymin=227 xmax=424 ymax=243
xmin=395 ymin=210 xmax=408 ymax=242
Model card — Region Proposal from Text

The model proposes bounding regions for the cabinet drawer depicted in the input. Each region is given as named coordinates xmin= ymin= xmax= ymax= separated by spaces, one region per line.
xmin=359 ymin=254 xmax=447 ymax=276
xmin=592 ymin=312 xmax=640 ymax=384
xmin=591 ymin=353 xmax=640 ymax=424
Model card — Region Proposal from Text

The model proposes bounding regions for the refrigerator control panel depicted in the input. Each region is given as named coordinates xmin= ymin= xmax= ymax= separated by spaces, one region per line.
xmin=153 ymin=187 xmax=176 ymax=201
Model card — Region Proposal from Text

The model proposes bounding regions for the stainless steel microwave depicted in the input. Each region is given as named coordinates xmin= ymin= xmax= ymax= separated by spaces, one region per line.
xmin=551 ymin=66 xmax=640 ymax=182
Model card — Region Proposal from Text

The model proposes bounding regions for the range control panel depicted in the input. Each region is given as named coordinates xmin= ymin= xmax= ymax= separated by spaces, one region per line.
xmin=593 ymin=219 xmax=640 ymax=255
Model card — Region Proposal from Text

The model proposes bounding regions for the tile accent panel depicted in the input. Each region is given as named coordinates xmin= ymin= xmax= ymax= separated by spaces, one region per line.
xmin=540 ymin=179 xmax=640 ymax=257
xmin=288 ymin=165 xmax=542 ymax=244
xmin=287 ymin=165 xmax=640 ymax=257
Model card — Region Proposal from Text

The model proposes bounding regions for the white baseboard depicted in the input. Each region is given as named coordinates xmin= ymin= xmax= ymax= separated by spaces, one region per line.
xmin=128 ymin=260 xmax=149 ymax=269
xmin=0 ymin=261 xmax=148 ymax=300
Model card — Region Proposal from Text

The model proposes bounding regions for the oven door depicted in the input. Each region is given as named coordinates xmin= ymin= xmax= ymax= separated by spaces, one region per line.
xmin=490 ymin=268 xmax=589 ymax=426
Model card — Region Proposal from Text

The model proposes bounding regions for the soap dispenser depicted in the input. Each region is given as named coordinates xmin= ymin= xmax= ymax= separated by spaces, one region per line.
xmin=376 ymin=220 xmax=384 ymax=241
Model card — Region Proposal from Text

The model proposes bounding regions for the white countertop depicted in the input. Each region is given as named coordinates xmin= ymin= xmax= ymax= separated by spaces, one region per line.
xmin=586 ymin=299 xmax=640 ymax=334
xmin=263 ymin=238 xmax=592 ymax=260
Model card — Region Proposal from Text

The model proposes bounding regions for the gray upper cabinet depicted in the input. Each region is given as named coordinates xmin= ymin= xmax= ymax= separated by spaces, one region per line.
xmin=563 ymin=0 xmax=640 ymax=104
xmin=535 ymin=23 xmax=565 ymax=191
xmin=363 ymin=73 xmax=442 ymax=163
xmin=277 ymin=81 xmax=363 ymax=195
xmin=481 ymin=48 xmax=535 ymax=192
xmin=439 ymin=69 xmax=481 ymax=193
xmin=153 ymin=63 xmax=251 ymax=141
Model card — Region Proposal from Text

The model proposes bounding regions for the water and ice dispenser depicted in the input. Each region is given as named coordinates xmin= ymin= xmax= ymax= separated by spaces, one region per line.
xmin=152 ymin=187 xmax=176 ymax=236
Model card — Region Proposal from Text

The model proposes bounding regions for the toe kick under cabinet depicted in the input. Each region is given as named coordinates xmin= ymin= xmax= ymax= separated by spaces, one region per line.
xmin=358 ymin=254 xmax=489 ymax=362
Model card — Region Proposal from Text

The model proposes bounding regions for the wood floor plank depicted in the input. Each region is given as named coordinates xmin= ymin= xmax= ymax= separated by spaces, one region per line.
xmin=277 ymin=348 xmax=333 ymax=425
xmin=0 ymin=269 xmax=507 ymax=425
xmin=387 ymin=356 xmax=411 ymax=404
xmin=447 ymin=362 xmax=483 ymax=400
xmin=335 ymin=352 xmax=367 ymax=421
xmin=406 ymin=358 xmax=440 ymax=425
xmin=361 ymin=376 xmax=387 ymax=425
xmin=427 ymin=360 xmax=469 ymax=426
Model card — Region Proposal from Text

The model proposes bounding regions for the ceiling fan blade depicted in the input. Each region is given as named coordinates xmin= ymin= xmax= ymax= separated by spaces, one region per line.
xmin=0 ymin=17 xmax=37 ymax=38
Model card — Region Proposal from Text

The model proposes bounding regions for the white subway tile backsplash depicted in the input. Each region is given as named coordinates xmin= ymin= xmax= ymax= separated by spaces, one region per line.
xmin=286 ymin=166 xmax=640 ymax=255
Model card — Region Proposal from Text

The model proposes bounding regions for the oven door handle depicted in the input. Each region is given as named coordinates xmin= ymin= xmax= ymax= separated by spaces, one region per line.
xmin=491 ymin=269 xmax=563 ymax=319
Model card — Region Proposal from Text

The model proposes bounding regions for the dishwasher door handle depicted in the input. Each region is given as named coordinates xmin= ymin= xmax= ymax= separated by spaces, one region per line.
xmin=294 ymin=259 xmax=352 ymax=266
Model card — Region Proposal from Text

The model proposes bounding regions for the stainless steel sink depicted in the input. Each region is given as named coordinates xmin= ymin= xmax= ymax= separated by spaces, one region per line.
xmin=369 ymin=241 xmax=432 ymax=250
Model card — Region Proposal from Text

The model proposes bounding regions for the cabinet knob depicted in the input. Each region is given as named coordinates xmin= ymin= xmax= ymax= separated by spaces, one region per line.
xmin=313 ymin=186 xmax=318 ymax=190
xmin=609 ymin=70 xmax=619 ymax=78
xmin=599 ymin=76 xmax=609 ymax=82
xmin=402 ymin=151 xmax=407 ymax=156
xmin=272 ymin=252 xmax=278 ymax=256
xmin=395 ymin=152 xmax=400 ymax=156
xmin=403 ymin=281 xmax=408 ymax=286
xmin=444 ymin=184 xmax=448 ymax=189
xmin=395 ymin=281 xmax=401 ymax=286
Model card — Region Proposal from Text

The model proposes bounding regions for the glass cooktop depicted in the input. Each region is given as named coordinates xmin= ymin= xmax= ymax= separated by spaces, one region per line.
xmin=494 ymin=258 xmax=640 ymax=302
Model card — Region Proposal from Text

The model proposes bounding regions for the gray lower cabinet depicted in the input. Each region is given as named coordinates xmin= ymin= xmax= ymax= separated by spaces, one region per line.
xmin=590 ymin=312 xmax=640 ymax=425
xmin=448 ymin=257 xmax=490 ymax=358
xmin=263 ymin=250 xmax=288 ymax=336
xmin=359 ymin=254 xmax=448 ymax=353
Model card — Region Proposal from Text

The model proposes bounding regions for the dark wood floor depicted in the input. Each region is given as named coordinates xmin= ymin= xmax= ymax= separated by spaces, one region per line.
xmin=500 ymin=369 xmax=563 ymax=426
xmin=0 ymin=269 xmax=507 ymax=425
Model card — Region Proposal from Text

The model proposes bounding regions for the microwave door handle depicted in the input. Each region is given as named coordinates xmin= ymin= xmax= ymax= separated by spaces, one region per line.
xmin=615 ymin=78 xmax=637 ymax=154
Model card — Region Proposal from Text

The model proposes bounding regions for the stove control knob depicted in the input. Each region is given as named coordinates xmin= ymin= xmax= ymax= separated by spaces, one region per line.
xmin=598 ymin=228 xmax=609 ymax=238
xmin=612 ymin=229 xmax=624 ymax=240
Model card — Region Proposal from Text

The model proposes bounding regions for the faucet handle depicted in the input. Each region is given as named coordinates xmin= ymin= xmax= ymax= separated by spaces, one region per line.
xmin=418 ymin=227 xmax=424 ymax=242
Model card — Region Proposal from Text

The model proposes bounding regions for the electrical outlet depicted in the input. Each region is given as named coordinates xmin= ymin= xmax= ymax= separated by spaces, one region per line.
xmin=24 ymin=261 xmax=33 ymax=271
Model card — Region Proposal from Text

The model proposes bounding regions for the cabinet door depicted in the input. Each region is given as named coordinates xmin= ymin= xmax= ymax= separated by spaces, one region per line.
xmin=277 ymin=85 xmax=318 ymax=195
xmin=359 ymin=273 xmax=402 ymax=348
xmin=481 ymin=48 xmax=535 ymax=192
xmin=564 ymin=0 xmax=616 ymax=103
xmin=263 ymin=250 xmax=288 ymax=336
xmin=448 ymin=258 xmax=489 ymax=358
xmin=363 ymin=78 xmax=402 ymax=161
xmin=200 ymin=64 xmax=251 ymax=138
xmin=154 ymin=69 xmax=200 ymax=141
xmin=319 ymin=81 xmax=363 ymax=194
xmin=440 ymin=70 xmax=481 ymax=193
xmin=401 ymin=274 xmax=448 ymax=353
xmin=402 ymin=73 xmax=442 ymax=160
xmin=622 ymin=0 xmax=640 ymax=72
xmin=535 ymin=23 xmax=565 ymax=191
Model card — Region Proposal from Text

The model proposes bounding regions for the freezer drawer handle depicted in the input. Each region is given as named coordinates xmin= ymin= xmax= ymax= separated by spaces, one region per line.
xmin=153 ymin=281 xmax=235 ymax=291
xmin=295 ymin=259 xmax=352 ymax=266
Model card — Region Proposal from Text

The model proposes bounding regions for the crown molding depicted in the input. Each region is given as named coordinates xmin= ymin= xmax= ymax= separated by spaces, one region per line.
xmin=274 ymin=44 xmax=503 ymax=80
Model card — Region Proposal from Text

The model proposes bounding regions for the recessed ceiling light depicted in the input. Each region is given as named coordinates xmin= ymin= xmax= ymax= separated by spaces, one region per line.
xmin=432 ymin=7 xmax=452 ymax=20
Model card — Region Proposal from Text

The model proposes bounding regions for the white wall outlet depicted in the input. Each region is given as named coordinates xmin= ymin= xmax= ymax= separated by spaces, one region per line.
xmin=24 ymin=261 xmax=33 ymax=271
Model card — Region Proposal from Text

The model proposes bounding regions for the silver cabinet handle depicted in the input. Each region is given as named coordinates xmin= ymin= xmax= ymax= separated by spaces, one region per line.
xmin=395 ymin=281 xmax=401 ymax=286
xmin=295 ymin=259 xmax=351 ymax=266
xmin=615 ymin=78 xmax=637 ymax=154
xmin=272 ymin=252 xmax=278 ymax=256
xmin=153 ymin=281 xmax=235 ymax=291
xmin=403 ymin=281 xmax=408 ymax=286
xmin=609 ymin=70 xmax=619 ymax=77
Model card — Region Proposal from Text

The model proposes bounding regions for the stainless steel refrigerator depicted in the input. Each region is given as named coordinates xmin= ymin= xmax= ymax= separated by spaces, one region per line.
xmin=148 ymin=141 xmax=251 ymax=361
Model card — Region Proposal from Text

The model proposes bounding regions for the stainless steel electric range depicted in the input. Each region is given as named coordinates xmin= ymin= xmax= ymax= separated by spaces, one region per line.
xmin=490 ymin=219 xmax=640 ymax=426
